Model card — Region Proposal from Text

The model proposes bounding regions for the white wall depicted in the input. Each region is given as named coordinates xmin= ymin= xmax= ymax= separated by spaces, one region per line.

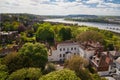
xmin=48 ymin=43 xmax=85 ymax=61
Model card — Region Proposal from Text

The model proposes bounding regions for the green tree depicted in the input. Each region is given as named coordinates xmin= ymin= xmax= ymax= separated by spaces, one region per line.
xmin=18 ymin=43 xmax=48 ymax=69
xmin=0 ymin=65 xmax=8 ymax=80
xmin=3 ymin=22 xmax=14 ymax=31
xmin=39 ymin=69 xmax=80 ymax=80
xmin=76 ymin=69 xmax=93 ymax=80
xmin=92 ymin=74 xmax=107 ymax=80
xmin=12 ymin=21 xmax=20 ymax=30
xmin=107 ymin=43 xmax=114 ymax=50
xmin=59 ymin=27 xmax=72 ymax=41
xmin=36 ymin=26 xmax=55 ymax=43
xmin=8 ymin=68 xmax=42 ymax=80
xmin=2 ymin=43 xmax=48 ymax=73
xmin=1 ymin=52 xmax=23 ymax=73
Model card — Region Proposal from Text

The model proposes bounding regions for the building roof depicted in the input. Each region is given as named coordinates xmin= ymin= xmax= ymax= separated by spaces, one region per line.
xmin=116 ymin=57 xmax=120 ymax=64
xmin=0 ymin=31 xmax=18 ymax=35
xmin=91 ymin=51 xmax=112 ymax=69
xmin=58 ymin=42 xmax=79 ymax=46
xmin=56 ymin=40 xmax=79 ymax=47
xmin=105 ymin=77 xmax=115 ymax=80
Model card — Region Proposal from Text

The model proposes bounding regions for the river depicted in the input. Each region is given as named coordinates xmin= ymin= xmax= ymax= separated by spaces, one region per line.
xmin=44 ymin=18 xmax=120 ymax=33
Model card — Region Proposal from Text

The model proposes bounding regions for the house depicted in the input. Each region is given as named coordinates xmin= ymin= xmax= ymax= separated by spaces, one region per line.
xmin=91 ymin=51 xmax=113 ymax=71
xmin=108 ymin=51 xmax=120 ymax=79
xmin=90 ymin=51 xmax=114 ymax=76
xmin=114 ymin=57 xmax=120 ymax=79
xmin=109 ymin=51 xmax=120 ymax=59
xmin=48 ymin=41 xmax=85 ymax=61
xmin=83 ymin=41 xmax=103 ymax=60
xmin=0 ymin=31 xmax=18 ymax=44
xmin=115 ymin=57 xmax=120 ymax=74
xmin=109 ymin=57 xmax=120 ymax=79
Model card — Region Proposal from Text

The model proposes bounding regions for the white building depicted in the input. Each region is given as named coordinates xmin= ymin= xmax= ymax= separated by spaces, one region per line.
xmin=48 ymin=42 xmax=85 ymax=61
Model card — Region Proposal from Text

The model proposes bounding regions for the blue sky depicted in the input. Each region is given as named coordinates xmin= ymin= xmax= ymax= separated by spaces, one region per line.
xmin=0 ymin=0 xmax=120 ymax=16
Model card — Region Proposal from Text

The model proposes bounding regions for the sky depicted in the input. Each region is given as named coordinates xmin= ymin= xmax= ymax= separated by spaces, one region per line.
xmin=0 ymin=0 xmax=120 ymax=16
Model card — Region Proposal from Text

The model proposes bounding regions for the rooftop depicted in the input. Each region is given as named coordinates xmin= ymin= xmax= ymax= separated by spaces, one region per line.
xmin=0 ymin=31 xmax=18 ymax=35
xmin=56 ymin=40 xmax=79 ymax=47
xmin=58 ymin=42 xmax=79 ymax=46
xmin=116 ymin=57 xmax=120 ymax=64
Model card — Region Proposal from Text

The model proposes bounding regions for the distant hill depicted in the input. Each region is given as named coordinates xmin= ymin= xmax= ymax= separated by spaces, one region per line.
xmin=66 ymin=14 xmax=98 ymax=18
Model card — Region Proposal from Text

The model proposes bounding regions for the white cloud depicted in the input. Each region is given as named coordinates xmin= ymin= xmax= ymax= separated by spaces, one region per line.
xmin=104 ymin=3 xmax=120 ymax=8
xmin=0 ymin=0 xmax=120 ymax=16
xmin=86 ymin=0 xmax=104 ymax=4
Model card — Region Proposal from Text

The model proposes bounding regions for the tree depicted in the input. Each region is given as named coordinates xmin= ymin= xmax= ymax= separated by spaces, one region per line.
xmin=107 ymin=43 xmax=114 ymax=51
xmin=3 ymin=22 xmax=14 ymax=31
xmin=36 ymin=26 xmax=55 ymax=43
xmin=44 ymin=63 xmax=56 ymax=74
xmin=39 ymin=69 xmax=80 ymax=80
xmin=59 ymin=27 xmax=72 ymax=41
xmin=2 ymin=43 xmax=48 ymax=73
xmin=12 ymin=21 xmax=20 ymax=30
xmin=1 ymin=52 xmax=23 ymax=73
xmin=26 ymin=27 xmax=34 ymax=37
xmin=8 ymin=68 xmax=42 ymax=80
xmin=17 ymin=24 xmax=26 ymax=33
xmin=18 ymin=43 xmax=48 ymax=69
xmin=64 ymin=56 xmax=94 ymax=80
xmin=76 ymin=69 xmax=93 ymax=80
xmin=92 ymin=74 xmax=107 ymax=80
xmin=64 ymin=55 xmax=88 ymax=72
xmin=76 ymin=31 xmax=104 ymax=43
xmin=0 ymin=65 xmax=8 ymax=80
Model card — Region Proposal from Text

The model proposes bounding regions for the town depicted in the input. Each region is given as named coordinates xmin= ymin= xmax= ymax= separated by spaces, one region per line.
xmin=0 ymin=14 xmax=120 ymax=80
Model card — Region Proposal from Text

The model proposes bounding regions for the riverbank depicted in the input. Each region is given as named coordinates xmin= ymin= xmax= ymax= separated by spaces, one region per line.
xmin=44 ymin=18 xmax=120 ymax=34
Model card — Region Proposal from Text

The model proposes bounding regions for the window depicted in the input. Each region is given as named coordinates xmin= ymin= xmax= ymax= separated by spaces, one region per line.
xmin=63 ymin=54 xmax=65 ymax=57
xmin=63 ymin=48 xmax=65 ymax=51
xmin=60 ymin=48 xmax=62 ymax=51
xmin=67 ymin=48 xmax=69 ymax=51
xmin=96 ymin=60 xmax=99 ymax=63
xmin=74 ymin=47 xmax=76 ymax=50
xmin=60 ymin=59 xmax=62 ymax=61
xmin=71 ymin=47 xmax=73 ymax=50
xmin=60 ymin=54 xmax=62 ymax=57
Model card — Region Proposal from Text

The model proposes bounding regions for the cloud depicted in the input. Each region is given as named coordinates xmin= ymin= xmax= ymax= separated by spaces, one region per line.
xmin=0 ymin=0 xmax=120 ymax=16
xmin=86 ymin=0 xmax=104 ymax=4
